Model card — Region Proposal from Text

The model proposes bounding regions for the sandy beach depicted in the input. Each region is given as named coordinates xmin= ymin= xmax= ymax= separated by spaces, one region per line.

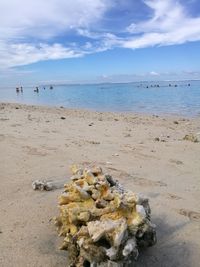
xmin=0 ymin=102 xmax=200 ymax=267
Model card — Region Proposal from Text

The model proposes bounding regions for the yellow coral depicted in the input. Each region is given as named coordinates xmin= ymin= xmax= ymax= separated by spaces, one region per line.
xmin=55 ymin=165 xmax=156 ymax=266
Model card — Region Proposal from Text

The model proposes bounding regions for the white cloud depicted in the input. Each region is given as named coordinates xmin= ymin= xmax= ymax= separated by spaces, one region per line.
xmin=0 ymin=0 xmax=109 ymax=40
xmin=0 ymin=42 xmax=84 ymax=68
xmin=150 ymin=71 xmax=159 ymax=76
xmin=0 ymin=0 xmax=111 ymax=68
xmin=0 ymin=0 xmax=200 ymax=69
xmin=124 ymin=0 xmax=200 ymax=48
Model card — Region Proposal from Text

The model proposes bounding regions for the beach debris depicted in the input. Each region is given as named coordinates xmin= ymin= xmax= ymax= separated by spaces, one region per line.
xmin=32 ymin=180 xmax=54 ymax=191
xmin=32 ymin=178 xmax=67 ymax=191
xmin=173 ymin=121 xmax=179 ymax=125
xmin=154 ymin=137 xmax=166 ymax=142
xmin=61 ymin=116 xmax=66 ymax=120
xmin=183 ymin=134 xmax=199 ymax=143
xmin=55 ymin=165 xmax=156 ymax=266
xmin=89 ymin=122 xmax=94 ymax=126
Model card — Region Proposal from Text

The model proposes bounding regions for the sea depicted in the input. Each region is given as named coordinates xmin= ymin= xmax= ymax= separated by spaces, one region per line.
xmin=0 ymin=80 xmax=200 ymax=117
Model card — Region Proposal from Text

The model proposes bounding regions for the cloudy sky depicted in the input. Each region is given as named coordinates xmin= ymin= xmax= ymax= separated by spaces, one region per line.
xmin=0 ymin=0 xmax=200 ymax=85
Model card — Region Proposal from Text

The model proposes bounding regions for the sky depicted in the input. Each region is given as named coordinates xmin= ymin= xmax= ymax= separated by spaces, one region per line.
xmin=0 ymin=0 xmax=200 ymax=86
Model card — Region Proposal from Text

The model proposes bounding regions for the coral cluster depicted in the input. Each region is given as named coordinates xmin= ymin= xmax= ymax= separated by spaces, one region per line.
xmin=55 ymin=165 xmax=156 ymax=266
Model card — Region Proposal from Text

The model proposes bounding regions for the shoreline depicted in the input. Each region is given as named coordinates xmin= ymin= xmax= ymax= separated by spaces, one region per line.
xmin=1 ymin=101 xmax=199 ymax=119
xmin=0 ymin=102 xmax=200 ymax=266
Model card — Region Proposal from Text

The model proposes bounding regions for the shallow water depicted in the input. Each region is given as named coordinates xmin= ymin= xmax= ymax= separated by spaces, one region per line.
xmin=0 ymin=80 xmax=200 ymax=116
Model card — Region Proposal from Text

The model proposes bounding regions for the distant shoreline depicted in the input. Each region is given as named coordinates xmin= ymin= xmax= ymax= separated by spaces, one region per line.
xmin=0 ymin=79 xmax=200 ymax=89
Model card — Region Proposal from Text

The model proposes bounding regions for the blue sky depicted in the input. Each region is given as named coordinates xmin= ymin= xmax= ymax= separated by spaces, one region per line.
xmin=0 ymin=0 xmax=200 ymax=86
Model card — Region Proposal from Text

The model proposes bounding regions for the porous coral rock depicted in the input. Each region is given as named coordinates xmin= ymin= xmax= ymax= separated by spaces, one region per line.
xmin=55 ymin=165 xmax=156 ymax=266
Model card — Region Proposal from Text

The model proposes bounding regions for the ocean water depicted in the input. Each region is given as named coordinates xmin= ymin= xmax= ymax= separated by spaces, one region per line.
xmin=0 ymin=80 xmax=200 ymax=117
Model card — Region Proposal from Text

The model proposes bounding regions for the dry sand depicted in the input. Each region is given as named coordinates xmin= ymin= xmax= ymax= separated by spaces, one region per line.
xmin=0 ymin=102 xmax=200 ymax=267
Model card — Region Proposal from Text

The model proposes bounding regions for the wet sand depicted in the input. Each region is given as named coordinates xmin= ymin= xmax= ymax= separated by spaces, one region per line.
xmin=0 ymin=102 xmax=200 ymax=267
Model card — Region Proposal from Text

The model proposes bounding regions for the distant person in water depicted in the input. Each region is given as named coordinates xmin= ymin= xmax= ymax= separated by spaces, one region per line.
xmin=20 ymin=86 xmax=23 ymax=93
xmin=16 ymin=87 xmax=20 ymax=93
xmin=34 ymin=87 xmax=39 ymax=93
xmin=50 ymin=85 xmax=53 ymax=89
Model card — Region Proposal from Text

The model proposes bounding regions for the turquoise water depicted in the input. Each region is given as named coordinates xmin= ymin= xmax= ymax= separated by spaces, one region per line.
xmin=0 ymin=80 xmax=200 ymax=117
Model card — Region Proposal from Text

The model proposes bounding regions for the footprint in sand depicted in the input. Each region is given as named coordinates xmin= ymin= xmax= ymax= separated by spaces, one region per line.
xmin=167 ymin=193 xmax=182 ymax=200
xmin=134 ymin=151 xmax=158 ymax=160
xmin=41 ymin=145 xmax=58 ymax=151
xmin=23 ymin=146 xmax=47 ymax=156
xmin=131 ymin=176 xmax=167 ymax=187
xmin=106 ymin=167 xmax=167 ymax=187
xmin=10 ymin=123 xmax=22 ymax=127
xmin=177 ymin=209 xmax=200 ymax=222
xmin=169 ymin=159 xmax=183 ymax=165
xmin=0 ymin=134 xmax=5 ymax=141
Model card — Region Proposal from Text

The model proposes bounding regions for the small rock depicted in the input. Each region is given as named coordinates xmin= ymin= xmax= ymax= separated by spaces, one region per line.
xmin=173 ymin=121 xmax=179 ymax=124
xmin=60 ymin=116 xmax=66 ymax=120
xmin=154 ymin=137 xmax=160 ymax=142
xmin=32 ymin=180 xmax=54 ymax=191
xmin=90 ymin=141 xmax=100 ymax=145
xmin=15 ymin=107 xmax=19 ymax=109
xmin=183 ymin=134 xmax=199 ymax=143
xmin=89 ymin=122 xmax=94 ymax=126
